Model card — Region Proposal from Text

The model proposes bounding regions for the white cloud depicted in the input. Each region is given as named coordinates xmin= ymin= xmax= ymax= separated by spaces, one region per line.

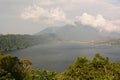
xmin=21 ymin=5 xmax=74 ymax=26
xmin=21 ymin=0 xmax=120 ymax=20
xmin=36 ymin=0 xmax=102 ymax=5
xmin=20 ymin=0 xmax=120 ymax=33
xmin=35 ymin=0 xmax=53 ymax=5
xmin=76 ymin=13 xmax=120 ymax=32
xmin=35 ymin=0 xmax=120 ymax=19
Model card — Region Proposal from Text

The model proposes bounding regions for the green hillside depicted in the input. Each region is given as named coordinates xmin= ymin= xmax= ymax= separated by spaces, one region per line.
xmin=0 ymin=34 xmax=56 ymax=52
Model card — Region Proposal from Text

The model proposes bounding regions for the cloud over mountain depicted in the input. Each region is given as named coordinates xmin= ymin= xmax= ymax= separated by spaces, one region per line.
xmin=21 ymin=5 xmax=120 ymax=33
xmin=76 ymin=13 xmax=120 ymax=33
xmin=19 ymin=0 xmax=120 ymax=34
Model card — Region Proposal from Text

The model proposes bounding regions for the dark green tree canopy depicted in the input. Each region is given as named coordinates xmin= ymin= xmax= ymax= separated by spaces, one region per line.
xmin=1 ymin=53 xmax=120 ymax=80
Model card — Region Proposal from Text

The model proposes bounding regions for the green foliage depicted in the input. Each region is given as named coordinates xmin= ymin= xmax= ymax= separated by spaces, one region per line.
xmin=0 ymin=34 xmax=54 ymax=52
xmin=57 ymin=53 xmax=120 ymax=80
xmin=1 ymin=53 xmax=120 ymax=80
xmin=0 ymin=35 xmax=25 ymax=52
xmin=24 ymin=70 xmax=56 ymax=80
xmin=0 ymin=68 xmax=15 ymax=80
xmin=0 ymin=54 xmax=32 ymax=80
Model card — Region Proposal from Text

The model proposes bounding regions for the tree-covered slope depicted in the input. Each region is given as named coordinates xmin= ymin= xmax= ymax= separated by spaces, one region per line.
xmin=0 ymin=34 xmax=57 ymax=52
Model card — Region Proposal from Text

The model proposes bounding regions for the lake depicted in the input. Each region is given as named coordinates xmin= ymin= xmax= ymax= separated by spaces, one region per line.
xmin=9 ymin=42 xmax=120 ymax=72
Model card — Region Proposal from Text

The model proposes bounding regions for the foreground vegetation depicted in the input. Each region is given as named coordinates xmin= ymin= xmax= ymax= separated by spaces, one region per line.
xmin=1 ymin=53 xmax=120 ymax=80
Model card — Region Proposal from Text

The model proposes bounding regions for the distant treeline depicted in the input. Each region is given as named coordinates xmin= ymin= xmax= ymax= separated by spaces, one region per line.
xmin=1 ymin=53 xmax=120 ymax=80
xmin=0 ymin=34 xmax=56 ymax=52
xmin=95 ymin=39 xmax=120 ymax=45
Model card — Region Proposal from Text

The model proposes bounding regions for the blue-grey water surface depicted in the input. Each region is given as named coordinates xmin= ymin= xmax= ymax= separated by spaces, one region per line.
xmin=10 ymin=43 xmax=120 ymax=72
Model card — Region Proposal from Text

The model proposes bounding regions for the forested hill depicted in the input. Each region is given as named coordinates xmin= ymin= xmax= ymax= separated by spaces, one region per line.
xmin=0 ymin=34 xmax=56 ymax=52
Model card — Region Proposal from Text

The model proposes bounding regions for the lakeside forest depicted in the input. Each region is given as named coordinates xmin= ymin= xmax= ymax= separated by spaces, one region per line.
xmin=0 ymin=34 xmax=57 ymax=52
xmin=1 ymin=34 xmax=120 ymax=80
xmin=0 ymin=34 xmax=120 ymax=52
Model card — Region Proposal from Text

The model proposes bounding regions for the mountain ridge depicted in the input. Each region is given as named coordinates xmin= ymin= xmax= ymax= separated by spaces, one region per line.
xmin=36 ymin=24 xmax=120 ymax=41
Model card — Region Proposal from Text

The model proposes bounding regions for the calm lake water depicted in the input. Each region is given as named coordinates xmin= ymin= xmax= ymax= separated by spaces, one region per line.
xmin=9 ymin=42 xmax=120 ymax=72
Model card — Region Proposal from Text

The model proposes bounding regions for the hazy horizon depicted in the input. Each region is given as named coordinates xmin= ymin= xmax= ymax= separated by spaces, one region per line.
xmin=0 ymin=0 xmax=120 ymax=34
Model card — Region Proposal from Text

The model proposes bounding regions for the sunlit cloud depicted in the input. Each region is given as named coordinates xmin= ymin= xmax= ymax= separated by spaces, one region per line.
xmin=76 ymin=13 xmax=120 ymax=32
xmin=20 ymin=0 xmax=120 ymax=33
xmin=21 ymin=5 xmax=74 ymax=26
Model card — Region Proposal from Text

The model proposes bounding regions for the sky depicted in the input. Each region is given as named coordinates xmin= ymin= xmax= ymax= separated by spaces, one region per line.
xmin=0 ymin=0 xmax=120 ymax=34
